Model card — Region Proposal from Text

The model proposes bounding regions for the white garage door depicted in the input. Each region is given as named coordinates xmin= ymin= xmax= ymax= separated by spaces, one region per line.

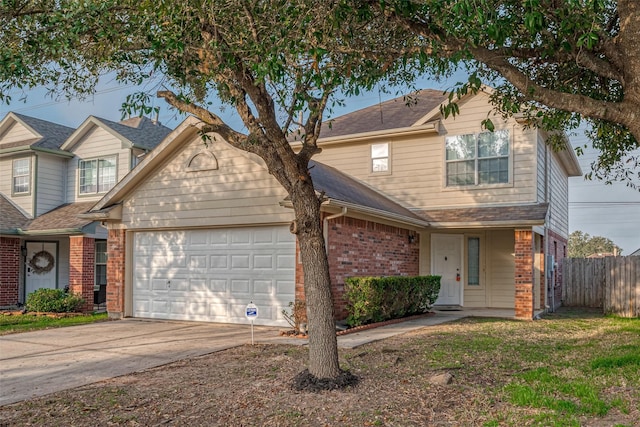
xmin=132 ymin=226 xmax=296 ymax=326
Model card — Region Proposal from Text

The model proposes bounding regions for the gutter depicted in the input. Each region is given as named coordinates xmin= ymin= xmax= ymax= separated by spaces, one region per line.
xmin=323 ymin=207 xmax=347 ymax=253
xmin=15 ymin=228 xmax=84 ymax=236
xmin=279 ymin=198 xmax=430 ymax=230
xmin=290 ymin=122 xmax=439 ymax=147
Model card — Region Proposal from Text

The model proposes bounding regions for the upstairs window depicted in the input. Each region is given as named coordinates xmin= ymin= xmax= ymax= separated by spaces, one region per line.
xmin=371 ymin=143 xmax=389 ymax=173
xmin=12 ymin=158 xmax=31 ymax=194
xmin=79 ymin=156 xmax=117 ymax=195
xmin=445 ymin=130 xmax=510 ymax=186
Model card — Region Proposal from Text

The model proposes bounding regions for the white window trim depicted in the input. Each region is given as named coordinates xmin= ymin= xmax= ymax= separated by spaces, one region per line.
xmin=78 ymin=155 xmax=118 ymax=196
xmin=370 ymin=142 xmax=391 ymax=175
xmin=444 ymin=130 xmax=511 ymax=188
xmin=12 ymin=157 xmax=31 ymax=196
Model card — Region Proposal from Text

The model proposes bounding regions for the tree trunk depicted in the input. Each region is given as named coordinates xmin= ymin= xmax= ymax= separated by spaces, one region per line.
xmin=290 ymin=179 xmax=340 ymax=380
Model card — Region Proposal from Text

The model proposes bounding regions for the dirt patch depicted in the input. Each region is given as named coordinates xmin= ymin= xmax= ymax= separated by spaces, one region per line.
xmin=1 ymin=310 xmax=638 ymax=426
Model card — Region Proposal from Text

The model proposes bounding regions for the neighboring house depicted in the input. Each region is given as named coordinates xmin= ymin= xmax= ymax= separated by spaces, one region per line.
xmin=0 ymin=112 xmax=171 ymax=310
xmin=628 ymin=248 xmax=640 ymax=257
xmin=85 ymin=88 xmax=581 ymax=326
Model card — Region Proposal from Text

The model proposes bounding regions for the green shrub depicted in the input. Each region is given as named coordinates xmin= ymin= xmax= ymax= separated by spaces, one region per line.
xmin=26 ymin=288 xmax=85 ymax=313
xmin=344 ymin=275 xmax=441 ymax=327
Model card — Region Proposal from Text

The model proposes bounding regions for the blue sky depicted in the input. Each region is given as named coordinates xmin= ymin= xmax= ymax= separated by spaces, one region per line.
xmin=2 ymin=76 xmax=639 ymax=254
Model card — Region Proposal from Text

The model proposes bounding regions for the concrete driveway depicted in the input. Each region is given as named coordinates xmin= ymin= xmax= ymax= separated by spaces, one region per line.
xmin=0 ymin=319 xmax=286 ymax=406
xmin=0 ymin=312 xmax=467 ymax=406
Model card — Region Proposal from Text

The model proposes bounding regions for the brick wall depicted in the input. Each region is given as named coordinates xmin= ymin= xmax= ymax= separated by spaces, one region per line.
xmin=0 ymin=237 xmax=21 ymax=307
xmin=547 ymin=229 xmax=567 ymax=311
xmin=69 ymin=236 xmax=95 ymax=312
xmin=298 ymin=216 xmax=420 ymax=319
xmin=107 ymin=229 xmax=126 ymax=318
xmin=515 ymin=229 xmax=534 ymax=320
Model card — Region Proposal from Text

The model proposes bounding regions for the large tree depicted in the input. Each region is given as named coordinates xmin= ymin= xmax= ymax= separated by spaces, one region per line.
xmin=568 ymin=230 xmax=622 ymax=257
xmin=355 ymin=0 xmax=639 ymax=187
xmin=0 ymin=0 xmax=409 ymax=386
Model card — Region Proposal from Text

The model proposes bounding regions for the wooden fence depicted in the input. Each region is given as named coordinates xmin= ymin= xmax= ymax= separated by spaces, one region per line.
xmin=562 ymin=256 xmax=639 ymax=317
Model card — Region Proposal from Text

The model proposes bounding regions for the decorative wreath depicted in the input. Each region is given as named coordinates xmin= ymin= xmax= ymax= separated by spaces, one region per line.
xmin=29 ymin=250 xmax=55 ymax=275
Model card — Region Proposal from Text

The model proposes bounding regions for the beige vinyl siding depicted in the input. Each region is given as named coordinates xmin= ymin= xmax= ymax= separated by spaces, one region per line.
xmin=121 ymin=136 xmax=293 ymax=230
xmin=486 ymin=229 xmax=515 ymax=308
xmin=35 ymin=154 xmax=67 ymax=215
xmin=547 ymin=151 xmax=570 ymax=237
xmin=0 ymin=154 xmax=34 ymax=217
xmin=0 ymin=121 xmax=36 ymax=147
xmin=66 ymin=126 xmax=131 ymax=202
xmin=57 ymin=237 xmax=70 ymax=289
xmin=314 ymin=93 xmax=539 ymax=209
xmin=536 ymin=133 xmax=547 ymax=203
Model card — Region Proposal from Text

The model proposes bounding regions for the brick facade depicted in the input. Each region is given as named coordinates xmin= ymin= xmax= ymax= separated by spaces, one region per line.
xmin=295 ymin=216 xmax=420 ymax=320
xmin=69 ymin=236 xmax=95 ymax=312
xmin=0 ymin=237 xmax=21 ymax=307
xmin=106 ymin=229 xmax=126 ymax=318
xmin=514 ymin=229 xmax=534 ymax=320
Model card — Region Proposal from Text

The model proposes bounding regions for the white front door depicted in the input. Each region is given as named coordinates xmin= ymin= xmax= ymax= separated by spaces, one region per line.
xmin=431 ymin=234 xmax=463 ymax=306
xmin=25 ymin=242 xmax=58 ymax=298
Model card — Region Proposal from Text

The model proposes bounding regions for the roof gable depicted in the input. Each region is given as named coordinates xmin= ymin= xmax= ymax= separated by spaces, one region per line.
xmin=313 ymin=89 xmax=447 ymax=140
xmin=90 ymin=116 xmax=428 ymax=227
xmin=0 ymin=112 xmax=74 ymax=151
xmin=61 ymin=116 xmax=172 ymax=152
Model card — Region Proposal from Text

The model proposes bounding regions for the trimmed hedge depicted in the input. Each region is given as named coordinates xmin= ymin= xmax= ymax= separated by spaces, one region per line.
xmin=26 ymin=288 xmax=85 ymax=313
xmin=344 ymin=275 xmax=441 ymax=327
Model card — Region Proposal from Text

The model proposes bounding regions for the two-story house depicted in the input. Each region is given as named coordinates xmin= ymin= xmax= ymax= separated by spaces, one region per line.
xmin=0 ymin=112 xmax=171 ymax=310
xmin=83 ymin=88 xmax=580 ymax=326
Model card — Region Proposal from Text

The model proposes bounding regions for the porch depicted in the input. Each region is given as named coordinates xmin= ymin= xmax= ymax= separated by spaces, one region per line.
xmin=432 ymin=307 xmax=547 ymax=320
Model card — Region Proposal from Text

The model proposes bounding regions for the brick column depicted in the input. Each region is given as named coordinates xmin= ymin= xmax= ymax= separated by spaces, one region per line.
xmin=0 ymin=237 xmax=21 ymax=307
xmin=69 ymin=236 xmax=95 ymax=312
xmin=107 ymin=229 xmax=126 ymax=318
xmin=515 ymin=229 xmax=534 ymax=320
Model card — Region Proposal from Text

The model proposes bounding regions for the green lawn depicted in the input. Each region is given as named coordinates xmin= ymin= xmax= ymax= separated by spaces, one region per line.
xmin=0 ymin=312 xmax=109 ymax=335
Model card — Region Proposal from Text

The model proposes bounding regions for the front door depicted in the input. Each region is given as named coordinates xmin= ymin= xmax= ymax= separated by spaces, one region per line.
xmin=25 ymin=241 xmax=58 ymax=298
xmin=431 ymin=234 xmax=463 ymax=306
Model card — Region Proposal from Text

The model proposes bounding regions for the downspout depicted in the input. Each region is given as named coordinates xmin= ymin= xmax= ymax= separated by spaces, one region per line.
xmin=544 ymin=143 xmax=554 ymax=313
xmin=323 ymin=207 xmax=347 ymax=254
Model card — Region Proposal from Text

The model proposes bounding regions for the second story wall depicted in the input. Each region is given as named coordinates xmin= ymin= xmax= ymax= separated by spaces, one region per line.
xmin=66 ymin=126 xmax=132 ymax=203
xmin=35 ymin=153 xmax=67 ymax=216
xmin=313 ymin=92 xmax=540 ymax=210
xmin=0 ymin=154 xmax=35 ymax=217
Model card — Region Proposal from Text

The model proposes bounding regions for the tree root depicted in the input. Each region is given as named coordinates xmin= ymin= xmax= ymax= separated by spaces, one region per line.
xmin=291 ymin=369 xmax=359 ymax=392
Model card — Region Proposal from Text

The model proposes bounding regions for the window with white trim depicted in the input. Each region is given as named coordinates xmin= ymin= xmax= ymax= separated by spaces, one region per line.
xmin=79 ymin=156 xmax=117 ymax=194
xmin=371 ymin=143 xmax=389 ymax=173
xmin=12 ymin=158 xmax=31 ymax=194
xmin=95 ymin=240 xmax=107 ymax=287
xmin=467 ymin=237 xmax=480 ymax=286
xmin=445 ymin=130 xmax=509 ymax=186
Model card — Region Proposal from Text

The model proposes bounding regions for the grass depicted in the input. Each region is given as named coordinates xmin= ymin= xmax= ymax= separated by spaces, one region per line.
xmin=0 ymin=312 xmax=109 ymax=335
xmin=0 ymin=308 xmax=638 ymax=426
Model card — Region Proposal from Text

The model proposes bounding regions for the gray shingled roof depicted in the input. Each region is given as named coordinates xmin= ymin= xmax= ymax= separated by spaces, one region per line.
xmin=0 ymin=194 xmax=30 ymax=232
xmin=97 ymin=116 xmax=172 ymax=150
xmin=308 ymin=160 xmax=425 ymax=222
xmin=12 ymin=113 xmax=75 ymax=150
xmin=317 ymin=89 xmax=447 ymax=139
xmin=416 ymin=204 xmax=549 ymax=224
xmin=22 ymin=202 xmax=96 ymax=232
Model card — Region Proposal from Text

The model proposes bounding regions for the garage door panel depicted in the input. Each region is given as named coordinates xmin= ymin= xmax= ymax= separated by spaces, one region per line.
xmin=231 ymin=279 xmax=251 ymax=295
xmin=210 ymin=279 xmax=227 ymax=293
xmin=133 ymin=226 xmax=295 ymax=326
xmin=276 ymin=280 xmax=295 ymax=296
xmin=254 ymin=280 xmax=273 ymax=296
xmin=231 ymin=255 xmax=250 ymax=269
xmin=209 ymin=255 xmax=227 ymax=269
